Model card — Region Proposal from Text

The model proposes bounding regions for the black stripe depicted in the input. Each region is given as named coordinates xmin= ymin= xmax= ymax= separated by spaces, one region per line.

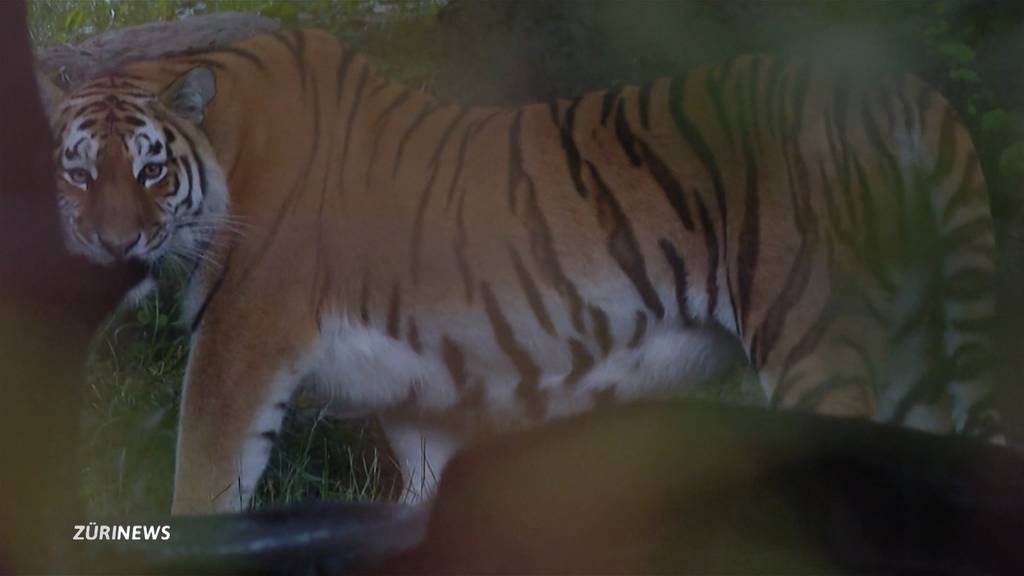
xmin=627 ymin=311 xmax=647 ymax=348
xmin=453 ymin=187 xmax=475 ymax=303
xmin=771 ymin=298 xmax=838 ymax=399
xmin=369 ymin=77 xmax=390 ymax=96
xmin=160 ymin=113 xmax=207 ymax=208
xmin=851 ymin=154 xmax=894 ymax=292
xmin=637 ymin=139 xmax=694 ymax=231
xmin=736 ymin=101 xmax=760 ymax=335
xmin=217 ymin=55 xmax=322 ymax=287
xmin=600 ymin=84 xmax=624 ymax=126
xmin=558 ymin=97 xmax=588 ymax=198
xmin=944 ymin=217 xmax=994 ymax=251
xmin=190 ymin=251 xmax=232 ymax=333
xmin=517 ymin=113 xmax=588 ymax=333
xmin=705 ymin=59 xmax=737 ymax=152
xmin=940 ymin=156 xmax=978 ymax=226
xmin=407 ymin=317 xmax=422 ymax=353
xmin=669 ymin=74 xmax=735 ymax=322
xmin=638 ymin=82 xmax=653 ymax=129
xmin=271 ymin=30 xmax=306 ymax=90
xmin=891 ymin=362 xmax=949 ymax=425
xmin=547 ymin=99 xmax=560 ymax=125
xmin=764 ymin=57 xmax=787 ymax=138
xmin=792 ymin=375 xmax=869 ymax=413
xmin=508 ymin=109 xmax=526 ymax=209
xmin=359 ymin=268 xmax=370 ymax=324
xmin=861 ymin=101 xmax=907 ymax=244
xmin=410 ymin=107 xmax=470 ymax=284
xmin=509 ymin=245 xmax=557 ymax=336
xmin=374 ymin=88 xmax=414 ymax=129
xmin=787 ymin=60 xmax=812 ymax=137
xmin=481 ymin=283 xmax=546 ymax=420
xmin=339 ymin=65 xmax=370 ymax=173
xmin=445 ymin=111 xmax=500 ymax=209
xmin=931 ymin=105 xmax=958 ymax=184
xmin=895 ymin=87 xmax=915 ymax=135
xmin=392 ymin=102 xmax=438 ymax=178
xmin=586 ymin=161 xmax=665 ymax=319
xmin=386 ymin=283 xmax=401 ymax=339
xmin=695 ymin=195 xmax=719 ymax=321
xmin=915 ymin=79 xmax=933 ymax=135
xmin=176 ymin=157 xmax=195 ymax=209
xmin=658 ymin=239 xmax=693 ymax=325
xmin=217 ymin=46 xmax=269 ymax=73
xmin=755 ymin=152 xmax=819 ymax=368
xmin=564 ymin=338 xmax=594 ymax=388
xmin=365 ymin=88 xmax=415 ymax=188
xmin=942 ymin=266 xmax=991 ymax=297
xmin=613 ymin=99 xmax=642 ymax=165
xmin=335 ymin=47 xmax=358 ymax=105
xmin=747 ymin=56 xmax=763 ymax=148
xmin=441 ymin=336 xmax=467 ymax=391
xmin=589 ymin=305 xmax=612 ymax=356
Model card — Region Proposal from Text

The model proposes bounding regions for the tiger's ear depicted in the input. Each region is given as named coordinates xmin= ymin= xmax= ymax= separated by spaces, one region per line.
xmin=36 ymin=72 xmax=66 ymax=118
xmin=161 ymin=67 xmax=216 ymax=123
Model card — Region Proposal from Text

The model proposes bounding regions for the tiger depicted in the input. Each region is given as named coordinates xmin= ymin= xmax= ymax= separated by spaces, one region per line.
xmin=40 ymin=28 xmax=1000 ymax=514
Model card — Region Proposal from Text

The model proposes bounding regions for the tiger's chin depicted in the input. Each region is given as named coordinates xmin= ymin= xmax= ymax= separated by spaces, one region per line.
xmin=61 ymin=224 xmax=197 ymax=310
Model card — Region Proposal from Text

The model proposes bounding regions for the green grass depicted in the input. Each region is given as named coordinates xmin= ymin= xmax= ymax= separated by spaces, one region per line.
xmin=79 ymin=272 xmax=397 ymax=516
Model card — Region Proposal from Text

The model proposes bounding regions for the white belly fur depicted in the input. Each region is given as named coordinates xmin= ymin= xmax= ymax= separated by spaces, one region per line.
xmin=302 ymin=313 xmax=744 ymax=421
xmin=296 ymin=312 xmax=745 ymax=500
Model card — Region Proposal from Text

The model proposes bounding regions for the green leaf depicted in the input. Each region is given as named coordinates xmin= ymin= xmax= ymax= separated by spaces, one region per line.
xmin=948 ymin=67 xmax=981 ymax=85
xmin=260 ymin=2 xmax=301 ymax=23
xmin=999 ymin=141 xmax=1024 ymax=181
xmin=981 ymin=109 xmax=1014 ymax=138
xmin=936 ymin=41 xmax=975 ymax=65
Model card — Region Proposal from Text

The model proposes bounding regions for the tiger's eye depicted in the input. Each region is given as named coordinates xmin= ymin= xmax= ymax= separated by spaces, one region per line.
xmin=67 ymin=168 xmax=91 ymax=186
xmin=140 ymin=162 xmax=165 ymax=181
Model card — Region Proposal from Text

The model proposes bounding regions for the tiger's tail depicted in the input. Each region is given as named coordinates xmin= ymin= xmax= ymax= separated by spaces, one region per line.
xmin=887 ymin=80 xmax=1001 ymax=441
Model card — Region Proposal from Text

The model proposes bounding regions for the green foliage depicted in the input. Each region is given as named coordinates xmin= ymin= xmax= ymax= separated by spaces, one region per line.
xmin=1000 ymin=142 xmax=1024 ymax=182
xmin=916 ymin=1 xmax=1024 ymax=217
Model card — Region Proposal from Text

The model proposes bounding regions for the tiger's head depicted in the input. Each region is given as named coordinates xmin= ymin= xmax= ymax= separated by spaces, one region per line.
xmin=41 ymin=67 xmax=227 ymax=267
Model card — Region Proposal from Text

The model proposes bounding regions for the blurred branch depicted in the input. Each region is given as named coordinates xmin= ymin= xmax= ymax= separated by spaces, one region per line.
xmin=35 ymin=12 xmax=279 ymax=88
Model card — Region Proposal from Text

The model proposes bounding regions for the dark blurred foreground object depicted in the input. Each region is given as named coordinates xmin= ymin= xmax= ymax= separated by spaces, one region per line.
xmin=0 ymin=1 xmax=145 ymax=572
xmin=86 ymin=401 xmax=1024 ymax=575
xmin=386 ymin=401 xmax=1024 ymax=574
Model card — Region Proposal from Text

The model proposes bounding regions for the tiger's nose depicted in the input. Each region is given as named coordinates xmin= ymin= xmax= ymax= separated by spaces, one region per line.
xmin=98 ymin=232 xmax=143 ymax=258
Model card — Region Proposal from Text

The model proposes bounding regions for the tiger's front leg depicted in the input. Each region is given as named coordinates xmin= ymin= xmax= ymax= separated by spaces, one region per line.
xmin=379 ymin=415 xmax=465 ymax=503
xmin=171 ymin=310 xmax=306 ymax=515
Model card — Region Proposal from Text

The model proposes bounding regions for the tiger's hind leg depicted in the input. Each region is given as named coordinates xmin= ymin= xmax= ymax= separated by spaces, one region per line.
xmin=756 ymin=302 xmax=887 ymax=422
xmin=379 ymin=415 xmax=464 ymax=503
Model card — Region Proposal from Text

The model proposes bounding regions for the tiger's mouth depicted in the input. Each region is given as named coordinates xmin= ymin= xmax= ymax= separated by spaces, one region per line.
xmin=63 ymin=216 xmax=176 ymax=266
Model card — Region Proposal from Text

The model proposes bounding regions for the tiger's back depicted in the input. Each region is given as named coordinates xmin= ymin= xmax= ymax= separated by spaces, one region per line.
xmin=51 ymin=29 xmax=997 ymax=511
